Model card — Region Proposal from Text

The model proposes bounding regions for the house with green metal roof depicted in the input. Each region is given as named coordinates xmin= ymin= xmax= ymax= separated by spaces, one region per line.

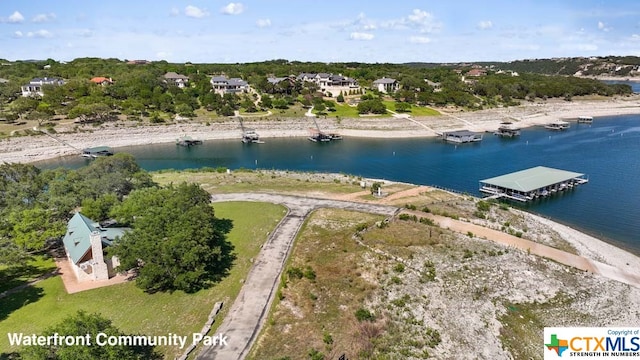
xmin=62 ymin=212 xmax=128 ymax=282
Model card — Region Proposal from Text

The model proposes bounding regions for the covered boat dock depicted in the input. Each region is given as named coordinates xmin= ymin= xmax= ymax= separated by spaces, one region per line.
xmin=479 ymin=166 xmax=589 ymax=202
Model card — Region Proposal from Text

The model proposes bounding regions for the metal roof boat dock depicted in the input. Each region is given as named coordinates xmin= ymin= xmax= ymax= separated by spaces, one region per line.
xmin=81 ymin=146 xmax=114 ymax=158
xmin=442 ymin=130 xmax=483 ymax=143
xmin=494 ymin=122 xmax=521 ymax=137
xmin=479 ymin=166 xmax=588 ymax=202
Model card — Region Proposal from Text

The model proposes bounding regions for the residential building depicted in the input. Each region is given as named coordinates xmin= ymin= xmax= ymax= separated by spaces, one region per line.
xmin=90 ymin=77 xmax=114 ymax=86
xmin=424 ymin=79 xmax=442 ymax=92
xmin=210 ymin=75 xmax=249 ymax=95
xmin=21 ymin=77 xmax=65 ymax=97
xmin=62 ymin=213 xmax=127 ymax=282
xmin=296 ymin=72 xmax=360 ymax=97
xmin=0 ymin=78 xmax=8 ymax=84
xmin=164 ymin=72 xmax=189 ymax=88
xmin=372 ymin=77 xmax=399 ymax=93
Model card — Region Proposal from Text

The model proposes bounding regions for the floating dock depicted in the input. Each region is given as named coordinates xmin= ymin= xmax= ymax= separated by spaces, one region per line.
xmin=176 ymin=136 xmax=203 ymax=146
xmin=81 ymin=146 xmax=113 ymax=158
xmin=544 ymin=121 xmax=570 ymax=130
xmin=479 ymin=166 xmax=588 ymax=202
xmin=494 ymin=122 xmax=521 ymax=137
xmin=242 ymin=129 xmax=263 ymax=144
xmin=442 ymin=130 xmax=483 ymax=143
xmin=577 ymin=116 xmax=593 ymax=123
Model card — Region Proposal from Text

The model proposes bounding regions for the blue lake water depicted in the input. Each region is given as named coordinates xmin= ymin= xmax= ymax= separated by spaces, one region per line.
xmin=602 ymin=80 xmax=640 ymax=93
xmin=40 ymin=115 xmax=640 ymax=254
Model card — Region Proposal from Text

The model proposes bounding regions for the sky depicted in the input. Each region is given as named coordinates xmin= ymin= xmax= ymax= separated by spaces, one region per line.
xmin=1 ymin=1 xmax=640 ymax=63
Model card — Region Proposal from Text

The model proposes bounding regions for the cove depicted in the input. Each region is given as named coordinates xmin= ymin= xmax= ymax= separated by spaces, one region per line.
xmin=39 ymin=114 xmax=640 ymax=253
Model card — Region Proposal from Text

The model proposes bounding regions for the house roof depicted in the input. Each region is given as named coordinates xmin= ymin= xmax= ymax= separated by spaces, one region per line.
xmin=62 ymin=212 xmax=127 ymax=264
xmin=164 ymin=72 xmax=189 ymax=80
xmin=90 ymin=77 xmax=112 ymax=84
xmin=211 ymin=75 xmax=229 ymax=82
xmin=373 ymin=78 xmax=397 ymax=84
xmin=29 ymin=77 xmax=65 ymax=85
xmin=0 ymin=78 xmax=8 ymax=83
xmin=227 ymin=78 xmax=248 ymax=86
xmin=480 ymin=166 xmax=585 ymax=193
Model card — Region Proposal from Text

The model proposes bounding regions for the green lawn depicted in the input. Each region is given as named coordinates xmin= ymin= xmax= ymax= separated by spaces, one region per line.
xmin=320 ymin=103 xmax=360 ymax=118
xmin=0 ymin=201 xmax=286 ymax=359
xmin=383 ymin=101 xmax=441 ymax=116
xmin=0 ymin=255 xmax=57 ymax=294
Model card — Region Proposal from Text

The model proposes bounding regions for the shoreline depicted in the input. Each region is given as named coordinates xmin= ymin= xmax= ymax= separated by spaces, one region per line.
xmin=2 ymin=96 xmax=640 ymax=164
xmin=2 ymin=99 xmax=640 ymax=277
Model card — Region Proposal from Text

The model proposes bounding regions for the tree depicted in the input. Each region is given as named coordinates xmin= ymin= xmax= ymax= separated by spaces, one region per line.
xmin=8 ymin=206 xmax=66 ymax=251
xmin=81 ymin=193 xmax=120 ymax=221
xmin=336 ymin=92 xmax=345 ymax=103
xmin=110 ymin=183 xmax=235 ymax=293
xmin=21 ymin=311 xmax=161 ymax=360
xmin=395 ymin=102 xmax=411 ymax=113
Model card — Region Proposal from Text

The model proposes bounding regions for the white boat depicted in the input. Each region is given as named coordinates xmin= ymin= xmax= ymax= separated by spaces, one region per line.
xmin=577 ymin=116 xmax=593 ymax=123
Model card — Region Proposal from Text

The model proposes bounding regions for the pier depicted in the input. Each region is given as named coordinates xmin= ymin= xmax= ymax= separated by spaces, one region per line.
xmin=479 ymin=166 xmax=589 ymax=202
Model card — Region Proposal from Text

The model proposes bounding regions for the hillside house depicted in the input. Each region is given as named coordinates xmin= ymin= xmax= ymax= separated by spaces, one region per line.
xmin=164 ymin=72 xmax=189 ymax=88
xmin=372 ymin=77 xmax=399 ymax=93
xmin=296 ymin=72 xmax=360 ymax=97
xmin=424 ymin=79 xmax=442 ymax=92
xmin=90 ymin=77 xmax=113 ymax=86
xmin=21 ymin=77 xmax=65 ymax=97
xmin=210 ymin=75 xmax=249 ymax=95
xmin=62 ymin=212 xmax=127 ymax=282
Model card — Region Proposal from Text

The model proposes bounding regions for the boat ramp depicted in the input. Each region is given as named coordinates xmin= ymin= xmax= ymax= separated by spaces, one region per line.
xmin=479 ymin=166 xmax=588 ymax=202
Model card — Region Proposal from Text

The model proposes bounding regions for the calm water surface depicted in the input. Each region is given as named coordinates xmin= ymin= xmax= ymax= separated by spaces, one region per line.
xmin=41 ymin=115 xmax=640 ymax=253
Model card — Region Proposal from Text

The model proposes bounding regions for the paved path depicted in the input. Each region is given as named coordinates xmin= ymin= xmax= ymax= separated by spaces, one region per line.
xmin=197 ymin=193 xmax=398 ymax=360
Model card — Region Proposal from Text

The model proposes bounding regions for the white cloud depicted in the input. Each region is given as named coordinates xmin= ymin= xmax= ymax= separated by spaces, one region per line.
xmin=170 ymin=7 xmax=180 ymax=17
xmin=256 ymin=18 xmax=271 ymax=28
xmin=381 ymin=9 xmax=441 ymax=33
xmin=350 ymin=32 xmax=374 ymax=41
xmin=12 ymin=30 xmax=23 ymax=38
xmin=32 ymin=13 xmax=56 ymax=23
xmin=27 ymin=30 xmax=53 ymax=38
xmin=8 ymin=11 xmax=24 ymax=23
xmin=631 ymin=34 xmax=640 ymax=41
xmin=185 ymin=5 xmax=209 ymax=19
xmin=77 ymin=29 xmax=94 ymax=37
xmin=597 ymin=21 xmax=611 ymax=32
xmin=221 ymin=3 xmax=245 ymax=15
xmin=409 ymin=36 xmax=430 ymax=44
xmin=477 ymin=20 xmax=493 ymax=30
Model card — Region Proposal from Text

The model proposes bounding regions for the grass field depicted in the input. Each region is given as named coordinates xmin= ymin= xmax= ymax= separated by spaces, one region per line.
xmin=247 ymin=209 xmax=386 ymax=360
xmin=0 ymin=255 xmax=56 ymax=294
xmin=153 ymin=170 xmax=366 ymax=196
xmin=0 ymin=201 xmax=286 ymax=359
xmin=383 ymin=101 xmax=441 ymax=116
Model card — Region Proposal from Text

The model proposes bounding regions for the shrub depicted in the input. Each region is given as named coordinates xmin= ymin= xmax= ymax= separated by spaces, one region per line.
xmin=355 ymin=308 xmax=376 ymax=322
xmin=476 ymin=200 xmax=491 ymax=212
xmin=287 ymin=267 xmax=303 ymax=279
xmin=303 ymin=266 xmax=316 ymax=280
xmin=393 ymin=263 xmax=405 ymax=273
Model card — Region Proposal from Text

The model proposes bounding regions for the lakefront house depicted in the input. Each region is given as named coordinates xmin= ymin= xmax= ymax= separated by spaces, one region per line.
xmin=210 ymin=75 xmax=250 ymax=95
xmin=163 ymin=72 xmax=190 ymax=88
xmin=372 ymin=77 xmax=399 ymax=94
xmin=296 ymin=72 xmax=360 ymax=97
xmin=21 ymin=77 xmax=66 ymax=97
xmin=62 ymin=212 xmax=127 ymax=282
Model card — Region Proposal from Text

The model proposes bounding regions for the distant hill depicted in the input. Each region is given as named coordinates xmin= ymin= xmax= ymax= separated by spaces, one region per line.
xmin=406 ymin=56 xmax=640 ymax=77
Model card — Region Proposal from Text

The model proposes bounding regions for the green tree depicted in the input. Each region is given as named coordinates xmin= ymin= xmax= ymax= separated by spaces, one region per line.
xmin=21 ymin=311 xmax=161 ymax=360
xmin=81 ymin=193 xmax=120 ymax=221
xmin=8 ymin=206 xmax=65 ymax=251
xmin=336 ymin=91 xmax=345 ymax=103
xmin=110 ymin=183 xmax=235 ymax=293
xmin=395 ymin=102 xmax=411 ymax=113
